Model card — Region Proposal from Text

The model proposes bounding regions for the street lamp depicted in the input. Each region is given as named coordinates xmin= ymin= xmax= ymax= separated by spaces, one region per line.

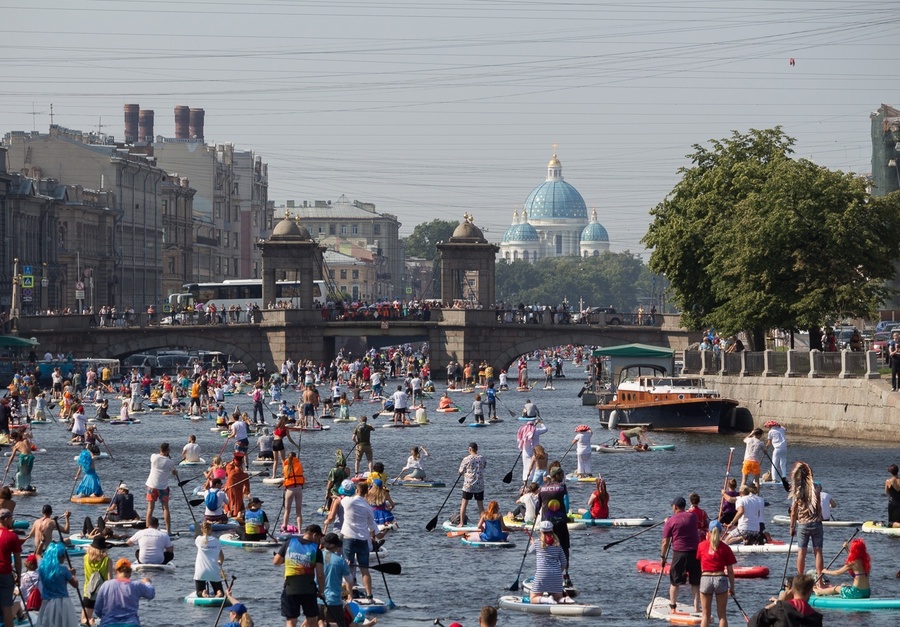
xmin=41 ymin=263 xmax=48 ymax=313
xmin=11 ymin=258 xmax=20 ymax=319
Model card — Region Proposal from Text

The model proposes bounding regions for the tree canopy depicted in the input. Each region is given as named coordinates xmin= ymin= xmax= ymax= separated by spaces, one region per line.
xmin=403 ymin=219 xmax=458 ymax=261
xmin=495 ymin=252 xmax=656 ymax=309
xmin=643 ymin=127 xmax=900 ymax=346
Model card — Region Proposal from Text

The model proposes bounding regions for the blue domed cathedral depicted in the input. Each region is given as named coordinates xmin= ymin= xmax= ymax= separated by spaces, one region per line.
xmin=500 ymin=153 xmax=609 ymax=262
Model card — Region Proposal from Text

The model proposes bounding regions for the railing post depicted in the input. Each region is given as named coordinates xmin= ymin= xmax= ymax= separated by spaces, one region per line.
xmin=808 ymin=349 xmax=822 ymax=378
xmin=739 ymin=351 xmax=748 ymax=377
xmin=785 ymin=349 xmax=799 ymax=378
xmin=838 ymin=349 xmax=852 ymax=379
xmin=864 ymin=350 xmax=881 ymax=380
xmin=762 ymin=349 xmax=775 ymax=377
xmin=698 ymin=350 xmax=709 ymax=376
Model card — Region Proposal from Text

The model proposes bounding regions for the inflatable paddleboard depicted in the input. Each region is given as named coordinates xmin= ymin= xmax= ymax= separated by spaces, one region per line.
xmin=637 ymin=559 xmax=769 ymax=579
xmin=592 ymin=444 xmax=676 ymax=453
xmin=461 ymin=536 xmax=515 ymax=548
xmin=73 ymin=452 xmax=110 ymax=460
xmin=517 ymin=416 xmax=539 ymax=422
xmin=580 ymin=517 xmax=654 ymax=527
xmin=12 ymin=521 xmax=28 ymax=530
xmin=109 ymin=419 xmax=141 ymax=425
xmin=772 ymin=515 xmax=862 ymax=527
xmin=809 ymin=595 xmax=900 ymax=610
xmin=498 ymin=595 xmax=600 ymax=616
xmin=183 ymin=591 xmax=223 ymax=606
xmin=523 ymin=576 xmax=577 ymax=597
xmin=381 ymin=423 xmax=420 ymax=428
xmin=348 ymin=597 xmax=388 ymax=616
xmin=134 ymin=562 xmax=177 ymax=574
xmin=333 ymin=417 xmax=357 ymax=423
xmin=390 ymin=480 xmax=446 ymax=488
xmin=502 ymin=516 xmax=587 ymax=531
xmin=68 ymin=534 xmax=129 ymax=547
xmin=290 ymin=424 xmax=331 ymax=432
xmin=179 ymin=458 xmax=206 ymax=466
xmin=647 ymin=596 xmax=701 ymax=624
xmin=251 ymin=459 xmax=274 ymax=466
xmin=105 ymin=518 xmax=143 ymax=528
xmin=262 ymin=477 xmax=284 ymax=485
xmin=11 ymin=489 xmax=37 ymax=497
xmin=436 ymin=407 xmax=460 ymax=413
xmin=861 ymin=521 xmax=900 ymax=536
xmin=70 ymin=495 xmax=111 ymax=504
xmin=442 ymin=521 xmax=479 ymax=533
xmin=467 ymin=422 xmax=490 ymax=428
xmin=189 ymin=522 xmax=238 ymax=533
xmin=565 ymin=474 xmax=597 ymax=483
xmin=218 ymin=532 xmax=280 ymax=549
xmin=730 ymin=541 xmax=796 ymax=554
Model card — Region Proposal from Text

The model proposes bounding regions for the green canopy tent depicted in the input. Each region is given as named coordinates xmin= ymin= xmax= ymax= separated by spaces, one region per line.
xmin=0 ymin=336 xmax=39 ymax=348
xmin=592 ymin=343 xmax=674 ymax=387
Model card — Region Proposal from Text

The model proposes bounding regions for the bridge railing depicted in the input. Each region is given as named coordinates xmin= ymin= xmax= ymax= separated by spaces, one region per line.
xmin=683 ymin=349 xmax=878 ymax=379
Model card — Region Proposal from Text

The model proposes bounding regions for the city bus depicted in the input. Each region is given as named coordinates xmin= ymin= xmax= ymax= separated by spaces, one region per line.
xmin=166 ymin=279 xmax=330 ymax=321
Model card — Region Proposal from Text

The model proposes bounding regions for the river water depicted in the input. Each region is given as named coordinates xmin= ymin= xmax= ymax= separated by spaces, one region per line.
xmin=20 ymin=375 xmax=900 ymax=626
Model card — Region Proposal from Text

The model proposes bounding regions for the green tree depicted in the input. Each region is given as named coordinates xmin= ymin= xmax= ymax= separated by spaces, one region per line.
xmin=643 ymin=127 xmax=900 ymax=348
xmin=403 ymin=219 xmax=458 ymax=261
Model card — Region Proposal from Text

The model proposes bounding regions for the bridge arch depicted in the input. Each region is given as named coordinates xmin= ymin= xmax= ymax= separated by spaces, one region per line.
xmin=492 ymin=330 xmax=630 ymax=374
xmin=97 ymin=334 xmax=262 ymax=372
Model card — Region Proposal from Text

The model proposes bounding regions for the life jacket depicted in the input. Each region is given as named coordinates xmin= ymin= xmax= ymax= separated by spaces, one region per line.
xmin=283 ymin=457 xmax=305 ymax=488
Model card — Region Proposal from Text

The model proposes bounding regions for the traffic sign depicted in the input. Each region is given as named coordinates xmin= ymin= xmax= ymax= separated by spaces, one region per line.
xmin=405 ymin=287 xmax=412 ymax=294
xmin=22 ymin=265 xmax=33 ymax=275
xmin=22 ymin=288 xmax=32 ymax=303
xmin=21 ymin=276 xmax=34 ymax=288
xmin=76 ymin=281 xmax=85 ymax=290
xmin=75 ymin=290 xmax=85 ymax=300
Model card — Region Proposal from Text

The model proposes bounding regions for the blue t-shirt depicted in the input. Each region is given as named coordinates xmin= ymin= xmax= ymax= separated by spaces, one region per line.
xmin=40 ymin=568 xmax=71 ymax=600
xmin=485 ymin=388 xmax=496 ymax=402
xmin=323 ymin=550 xmax=350 ymax=606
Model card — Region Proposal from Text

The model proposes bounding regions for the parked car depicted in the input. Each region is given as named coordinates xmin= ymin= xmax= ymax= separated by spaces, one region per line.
xmin=871 ymin=332 xmax=892 ymax=362
xmin=574 ymin=307 xmax=623 ymax=325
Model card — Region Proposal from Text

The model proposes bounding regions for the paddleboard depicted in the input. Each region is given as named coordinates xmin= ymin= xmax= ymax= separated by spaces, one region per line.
xmin=12 ymin=521 xmax=28 ymax=530
xmin=467 ymin=422 xmax=490 ymax=428
xmin=523 ymin=576 xmax=577 ymax=598
xmin=251 ymin=459 xmax=274 ymax=466
xmin=636 ymin=559 xmax=769 ymax=579
xmin=105 ymin=518 xmax=143 ymax=528
xmin=502 ymin=516 xmax=587 ymax=531
xmin=390 ymin=480 xmax=446 ymax=488
xmin=294 ymin=425 xmax=331 ymax=432
xmin=381 ymin=423 xmax=420 ymax=428
xmin=189 ymin=522 xmax=238 ymax=533
xmin=565 ymin=474 xmax=597 ymax=483
xmin=487 ymin=419 xmax=504 ymax=424
xmin=333 ymin=417 xmax=358 ymax=423
xmin=218 ymin=533 xmax=280 ymax=549
xmin=498 ymin=595 xmax=601 ymax=616
xmin=442 ymin=521 xmax=479 ymax=533
xmin=461 ymin=536 xmax=515 ymax=548
xmin=809 ymin=595 xmax=900 ymax=610
xmin=729 ymin=541 xmax=796 ymax=554
xmin=4 ymin=450 xmax=47 ymax=457
xmin=262 ymin=477 xmax=284 ymax=486
xmin=68 ymin=534 xmax=129 ymax=547
xmin=109 ymin=419 xmax=141 ymax=425
xmin=861 ymin=521 xmax=900 ymax=535
xmin=179 ymin=458 xmax=206 ymax=466
xmin=592 ymin=444 xmax=676 ymax=453
xmin=517 ymin=417 xmax=539 ymax=422
xmin=70 ymin=495 xmax=111 ymax=504
xmin=772 ymin=515 xmax=863 ymax=527
xmin=183 ymin=591 xmax=224 ymax=606
xmin=580 ymin=517 xmax=655 ymax=527
xmin=28 ymin=420 xmax=52 ymax=425
xmin=758 ymin=481 xmax=783 ymax=487
xmin=436 ymin=408 xmax=460 ymax=413
xmin=134 ymin=562 xmax=177 ymax=574
xmin=348 ymin=597 xmax=388 ymax=616
xmin=647 ymin=597 xmax=701 ymax=624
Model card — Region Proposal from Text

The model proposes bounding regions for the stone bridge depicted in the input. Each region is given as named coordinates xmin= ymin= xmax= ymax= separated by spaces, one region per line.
xmin=13 ymin=310 xmax=698 ymax=377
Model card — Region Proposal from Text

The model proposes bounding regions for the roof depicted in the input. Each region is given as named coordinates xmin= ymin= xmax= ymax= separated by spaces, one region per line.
xmin=592 ymin=343 xmax=674 ymax=358
xmin=580 ymin=221 xmax=609 ymax=242
xmin=524 ymin=179 xmax=587 ymax=221
xmin=0 ymin=335 xmax=39 ymax=348
xmin=502 ymin=222 xmax=539 ymax=243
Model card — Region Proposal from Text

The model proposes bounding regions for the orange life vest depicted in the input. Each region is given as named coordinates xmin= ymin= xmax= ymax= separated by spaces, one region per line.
xmin=283 ymin=457 xmax=305 ymax=488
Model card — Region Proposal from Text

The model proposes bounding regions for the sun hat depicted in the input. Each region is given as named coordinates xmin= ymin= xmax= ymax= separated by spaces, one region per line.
xmin=539 ymin=520 xmax=554 ymax=532
xmin=91 ymin=536 xmax=108 ymax=550
xmin=574 ymin=424 xmax=591 ymax=432
xmin=764 ymin=420 xmax=780 ymax=428
xmin=339 ymin=479 xmax=355 ymax=496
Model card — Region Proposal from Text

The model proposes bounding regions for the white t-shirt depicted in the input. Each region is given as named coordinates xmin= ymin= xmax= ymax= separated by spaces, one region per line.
xmin=231 ymin=420 xmax=248 ymax=441
xmin=392 ymin=390 xmax=408 ymax=410
xmin=574 ymin=431 xmax=592 ymax=453
xmin=145 ymin=453 xmax=176 ymax=490
xmin=821 ymin=491 xmax=833 ymax=520
xmin=130 ymin=528 xmax=174 ymax=564
xmin=743 ymin=436 xmax=765 ymax=463
xmin=72 ymin=411 xmax=87 ymax=436
xmin=193 ymin=535 xmax=221 ymax=580
xmin=182 ymin=442 xmax=201 ymax=462
xmin=767 ymin=426 xmax=787 ymax=450
xmin=370 ymin=372 xmax=381 ymax=387
xmin=200 ymin=489 xmax=229 ymax=517
xmin=736 ymin=494 xmax=765 ymax=532
xmin=340 ymin=495 xmax=378 ymax=541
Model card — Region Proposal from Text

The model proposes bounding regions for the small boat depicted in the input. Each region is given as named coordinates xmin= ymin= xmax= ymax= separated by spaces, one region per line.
xmin=772 ymin=515 xmax=863 ymax=528
xmin=647 ymin=596 xmax=700 ymax=624
xmin=729 ymin=541 xmax=796 ymax=554
xmin=579 ymin=517 xmax=654 ymax=528
xmin=809 ymin=595 xmax=900 ymax=610
xmin=389 ymin=479 xmax=446 ymax=488
xmin=498 ymin=595 xmax=601 ymax=616
xmin=861 ymin=521 xmax=900 ymax=536
xmin=71 ymin=495 xmax=111 ymax=505
xmin=597 ymin=363 xmax=739 ymax=434
xmin=135 ymin=562 xmax=177 ymax=574
xmin=591 ymin=444 xmax=676 ymax=453
xmin=636 ymin=559 xmax=769 ymax=579
xmin=179 ymin=458 xmax=207 ymax=466
xmin=183 ymin=591 xmax=224 ymax=606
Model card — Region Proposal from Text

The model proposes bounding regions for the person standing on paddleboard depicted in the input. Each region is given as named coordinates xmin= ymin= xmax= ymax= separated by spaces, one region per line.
xmin=144 ymin=442 xmax=178 ymax=535
xmin=352 ymin=417 xmax=375 ymax=476
xmin=661 ymin=496 xmax=701 ymax=614
xmin=517 ymin=416 xmax=547 ymax=484
xmin=741 ymin=429 xmax=766 ymax=488
xmin=458 ymin=443 xmax=487 ymax=527
xmin=789 ymin=462 xmax=824 ymax=585
xmin=765 ymin=421 xmax=788 ymax=482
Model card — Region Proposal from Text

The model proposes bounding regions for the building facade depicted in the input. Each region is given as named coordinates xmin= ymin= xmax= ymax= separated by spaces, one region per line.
xmin=277 ymin=195 xmax=402 ymax=298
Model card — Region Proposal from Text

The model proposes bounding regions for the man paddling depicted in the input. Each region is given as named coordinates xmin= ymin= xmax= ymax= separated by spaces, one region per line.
xmin=458 ymin=442 xmax=487 ymax=526
xmin=144 ymin=442 xmax=178 ymax=535
xmin=660 ymin=496 xmax=700 ymax=614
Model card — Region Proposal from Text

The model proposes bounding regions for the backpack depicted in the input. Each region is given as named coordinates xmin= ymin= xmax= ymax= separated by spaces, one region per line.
xmin=205 ymin=489 xmax=220 ymax=511
xmin=86 ymin=570 xmax=104 ymax=601
xmin=25 ymin=585 xmax=41 ymax=611
xmin=253 ymin=389 xmax=262 ymax=402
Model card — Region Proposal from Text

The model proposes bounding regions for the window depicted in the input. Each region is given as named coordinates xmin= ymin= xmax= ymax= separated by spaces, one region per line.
xmin=233 ymin=233 xmax=239 ymax=249
xmin=329 ymin=270 xmax=335 ymax=279
xmin=593 ymin=250 xmax=600 ymax=257
xmin=329 ymin=224 xmax=336 ymax=235
xmin=161 ymin=200 xmax=168 ymax=215
xmin=168 ymin=258 xmax=175 ymax=273
xmin=252 ymin=261 xmax=259 ymax=279
xmin=340 ymin=225 xmax=348 ymax=235
xmin=253 ymin=211 xmax=258 ymax=227
xmin=224 ymin=233 xmax=230 ymax=247
xmin=233 ymin=183 xmax=239 ymax=194
xmin=513 ymin=251 xmax=518 ymax=261
xmin=523 ymin=250 xmax=529 ymax=262
xmin=352 ymin=285 xmax=359 ymax=300
xmin=340 ymin=270 xmax=347 ymax=279
xmin=555 ymin=235 xmax=563 ymax=255
xmin=352 ymin=224 xmax=358 ymax=235
xmin=352 ymin=270 xmax=359 ymax=279
xmin=318 ymin=225 xmax=324 ymax=234
xmin=373 ymin=225 xmax=380 ymax=235
xmin=215 ymin=202 xmax=222 ymax=218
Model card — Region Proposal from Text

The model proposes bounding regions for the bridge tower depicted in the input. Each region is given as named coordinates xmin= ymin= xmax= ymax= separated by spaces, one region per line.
xmin=437 ymin=214 xmax=499 ymax=306
xmin=257 ymin=213 xmax=325 ymax=308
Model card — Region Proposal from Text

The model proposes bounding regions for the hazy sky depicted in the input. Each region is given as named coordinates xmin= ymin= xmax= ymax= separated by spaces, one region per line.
xmin=3 ymin=1 xmax=898 ymax=256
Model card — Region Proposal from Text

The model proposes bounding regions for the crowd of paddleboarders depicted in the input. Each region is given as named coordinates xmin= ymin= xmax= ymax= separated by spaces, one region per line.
xmin=1 ymin=343 xmax=899 ymax=626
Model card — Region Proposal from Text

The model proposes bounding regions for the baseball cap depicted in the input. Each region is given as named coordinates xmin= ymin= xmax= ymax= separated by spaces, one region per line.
xmin=225 ymin=603 xmax=247 ymax=615
xmin=0 ymin=509 xmax=12 ymax=520
xmin=671 ymin=496 xmax=687 ymax=509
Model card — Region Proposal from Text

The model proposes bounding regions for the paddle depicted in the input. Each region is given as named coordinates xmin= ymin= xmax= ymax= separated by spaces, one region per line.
xmin=456 ymin=409 xmax=474 ymax=424
xmin=558 ymin=440 xmax=576 ymax=466
xmin=761 ymin=448 xmax=790 ymax=491
xmin=778 ymin=533 xmax=794 ymax=591
xmin=218 ymin=435 xmax=231 ymax=457
xmin=100 ymin=433 xmax=116 ymax=461
xmin=179 ymin=481 xmax=201 ymax=528
xmin=424 ymin=473 xmax=463 ymax=531
xmin=373 ymin=548 xmax=397 ymax=609
xmin=646 ymin=544 xmax=669 ymax=618
xmin=14 ymin=563 xmax=34 ymax=627
xmin=212 ymin=571 xmax=236 ymax=627
xmin=716 ymin=447 xmax=736 ymax=521
xmin=730 ymin=589 xmax=750 ymax=623
xmin=268 ymin=492 xmax=286 ymax=540
xmin=603 ymin=520 xmax=664 ymax=550
xmin=502 ymin=452 xmax=522 ymax=484
xmin=507 ymin=515 xmax=539 ymax=592
xmin=495 ymin=394 xmax=516 ymax=418
xmin=370 ymin=561 xmax=402 ymax=576
xmin=815 ymin=527 xmax=860 ymax=585
xmin=52 ymin=516 xmax=86 ymax=612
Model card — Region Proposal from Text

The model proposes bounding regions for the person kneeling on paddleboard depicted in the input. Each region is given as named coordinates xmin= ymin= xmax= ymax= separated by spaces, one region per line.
xmin=240 ymin=497 xmax=269 ymax=542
